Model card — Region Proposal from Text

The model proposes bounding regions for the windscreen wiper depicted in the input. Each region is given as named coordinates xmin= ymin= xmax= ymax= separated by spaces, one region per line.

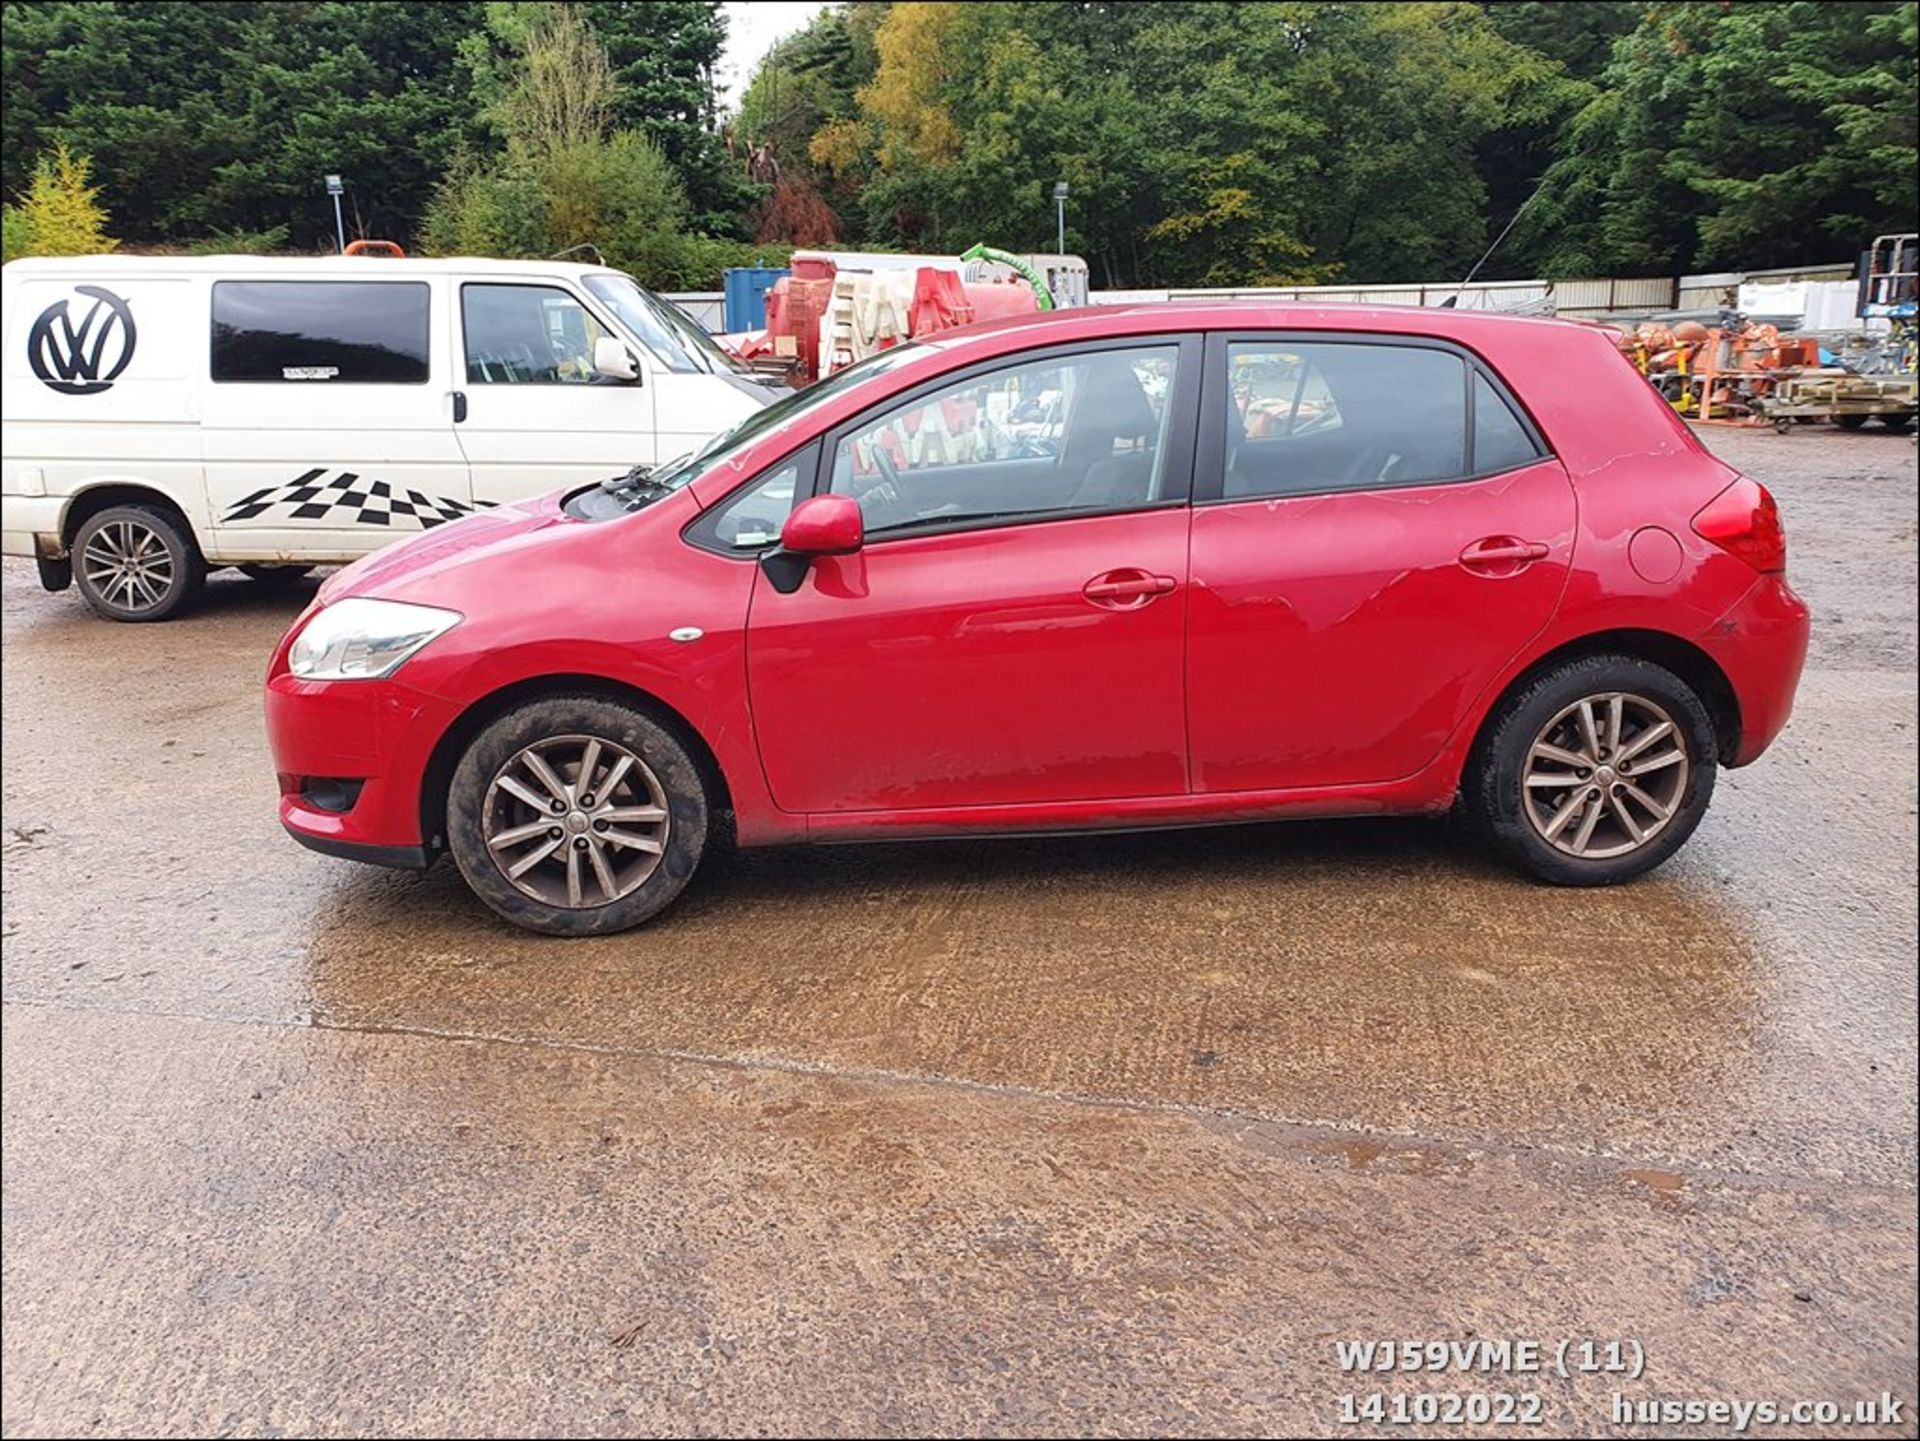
xmin=600 ymin=462 xmax=667 ymax=495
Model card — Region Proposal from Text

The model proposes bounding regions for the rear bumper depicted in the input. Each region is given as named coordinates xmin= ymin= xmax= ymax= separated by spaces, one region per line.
xmin=266 ymin=669 xmax=463 ymax=858
xmin=1698 ymin=574 xmax=1810 ymax=766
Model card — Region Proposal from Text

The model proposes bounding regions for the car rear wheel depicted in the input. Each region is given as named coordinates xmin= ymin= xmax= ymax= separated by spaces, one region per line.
xmin=1468 ymin=655 xmax=1717 ymax=886
xmin=72 ymin=504 xmax=205 ymax=622
xmin=446 ymin=695 xmax=710 ymax=935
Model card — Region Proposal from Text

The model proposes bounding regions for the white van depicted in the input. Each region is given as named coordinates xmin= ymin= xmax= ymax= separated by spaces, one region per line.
xmin=1 ymin=254 xmax=780 ymax=619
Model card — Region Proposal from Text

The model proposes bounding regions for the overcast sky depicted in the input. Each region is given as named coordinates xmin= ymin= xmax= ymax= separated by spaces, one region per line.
xmin=718 ymin=2 xmax=826 ymax=111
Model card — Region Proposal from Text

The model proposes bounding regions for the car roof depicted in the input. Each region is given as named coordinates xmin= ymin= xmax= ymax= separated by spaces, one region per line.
xmin=927 ymin=298 xmax=1592 ymax=348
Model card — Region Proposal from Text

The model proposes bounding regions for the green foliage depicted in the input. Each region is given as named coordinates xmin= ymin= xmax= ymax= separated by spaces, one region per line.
xmin=181 ymin=225 xmax=293 ymax=256
xmin=1526 ymin=1 xmax=1919 ymax=276
xmin=4 ymin=0 xmax=1915 ymax=288
xmin=1 ymin=0 xmax=746 ymax=255
xmin=10 ymin=140 xmax=117 ymax=255
xmin=2 ymin=203 xmax=32 ymax=262
xmin=420 ymin=7 xmax=755 ymax=288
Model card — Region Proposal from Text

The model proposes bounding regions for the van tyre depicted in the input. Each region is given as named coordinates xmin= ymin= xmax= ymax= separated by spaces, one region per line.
xmin=72 ymin=504 xmax=205 ymax=622
xmin=446 ymin=695 xmax=709 ymax=936
xmin=1468 ymin=654 xmax=1717 ymax=886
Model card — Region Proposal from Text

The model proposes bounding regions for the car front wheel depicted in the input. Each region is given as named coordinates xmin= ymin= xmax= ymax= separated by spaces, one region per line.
xmin=1469 ymin=655 xmax=1718 ymax=886
xmin=446 ymin=695 xmax=710 ymax=935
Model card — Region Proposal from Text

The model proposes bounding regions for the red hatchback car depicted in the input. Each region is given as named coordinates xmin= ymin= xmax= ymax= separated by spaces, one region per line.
xmin=265 ymin=303 xmax=1808 ymax=934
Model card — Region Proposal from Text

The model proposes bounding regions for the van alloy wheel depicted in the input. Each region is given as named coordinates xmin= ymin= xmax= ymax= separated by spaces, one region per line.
xmin=81 ymin=518 xmax=176 ymax=614
xmin=482 ymin=733 xmax=672 ymax=909
xmin=1522 ymin=691 xmax=1690 ymax=860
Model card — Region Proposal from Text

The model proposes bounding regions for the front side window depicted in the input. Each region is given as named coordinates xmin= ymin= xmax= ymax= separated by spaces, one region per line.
xmin=1223 ymin=341 xmax=1467 ymax=498
xmin=685 ymin=457 xmax=806 ymax=553
xmin=462 ymin=284 xmax=614 ymax=384
xmin=211 ymin=281 xmax=430 ymax=383
xmin=828 ymin=345 xmax=1181 ymax=537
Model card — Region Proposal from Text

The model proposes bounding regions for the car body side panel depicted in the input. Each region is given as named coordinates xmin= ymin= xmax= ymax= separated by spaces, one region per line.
xmin=1186 ymin=458 xmax=1578 ymax=791
xmin=270 ymin=301 xmax=1808 ymax=858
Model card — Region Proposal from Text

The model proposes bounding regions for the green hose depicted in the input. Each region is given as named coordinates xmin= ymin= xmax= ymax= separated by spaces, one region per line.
xmin=959 ymin=243 xmax=1055 ymax=311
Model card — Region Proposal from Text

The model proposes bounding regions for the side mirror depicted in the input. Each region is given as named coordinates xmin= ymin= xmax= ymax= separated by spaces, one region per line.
xmin=762 ymin=494 xmax=863 ymax=594
xmin=780 ymin=493 xmax=864 ymax=556
xmin=592 ymin=336 xmax=640 ymax=383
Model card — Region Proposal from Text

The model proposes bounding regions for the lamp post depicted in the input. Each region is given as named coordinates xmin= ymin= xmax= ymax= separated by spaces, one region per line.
xmin=325 ymin=174 xmax=345 ymax=254
xmin=1052 ymin=181 xmax=1070 ymax=256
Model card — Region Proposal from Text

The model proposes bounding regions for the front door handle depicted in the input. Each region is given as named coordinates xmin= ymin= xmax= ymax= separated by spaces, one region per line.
xmin=1459 ymin=536 xmax=1550 ymax=575
xmin=452 ymin=390 xmax=468 ymax=423
xmin=1083 ymin=568 xmax=1178 ymax=609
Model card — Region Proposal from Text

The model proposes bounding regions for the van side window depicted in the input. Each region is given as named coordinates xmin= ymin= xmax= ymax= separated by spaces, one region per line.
xmin=462 ymin=284 xmax=614 ymax=384
xmin=211 ymin=281 xmax=430 ymax=383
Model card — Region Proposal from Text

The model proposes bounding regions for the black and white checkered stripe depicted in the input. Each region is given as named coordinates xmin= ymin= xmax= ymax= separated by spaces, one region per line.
xmin=221 ymin=468 xmax=478 ymax=529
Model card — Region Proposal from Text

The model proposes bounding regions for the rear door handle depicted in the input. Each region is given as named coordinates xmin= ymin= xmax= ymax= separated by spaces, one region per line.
xmin=1459 ymin=536 xmax=1549 ymax=573
xmin=1083 ymin=569 xmax=1177 ymax=609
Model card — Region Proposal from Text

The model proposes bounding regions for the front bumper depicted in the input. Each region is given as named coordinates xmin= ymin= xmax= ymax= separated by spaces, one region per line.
xmin=266 ymin=668 xmax=464 ymax=861
xmin=3 ymin=492 xmax=69 ymax=560
xmin=1697 ymin=574 xmax=1810 ymax=766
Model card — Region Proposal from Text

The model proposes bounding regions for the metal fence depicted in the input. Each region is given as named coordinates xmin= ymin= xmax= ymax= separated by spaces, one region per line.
xmin=664 ymin=262 xmax=1862 ymax=332
xmin=1089 ymin=264 xmax=1858 ymax=319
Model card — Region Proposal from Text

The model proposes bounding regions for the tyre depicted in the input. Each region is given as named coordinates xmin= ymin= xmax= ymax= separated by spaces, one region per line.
xmin=446 ymin=694 xmax=710 ymax=935
xmin=238 ymin=563 xmax=316 ymax=585
xmin=1833 ymin=413 xmax=1870 ymax=430
xmin=1876 ymin=413 xmax=1914 ymax=433
xmin=1467 ymin=655 xmax=1717 ymax=886
xmin=72 ymin=504 xmax=206 ymax=622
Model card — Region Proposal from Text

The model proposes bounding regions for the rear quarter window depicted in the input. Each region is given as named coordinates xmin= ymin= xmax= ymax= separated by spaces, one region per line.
xmin=211 ymin=281 xmax=430 ymax=383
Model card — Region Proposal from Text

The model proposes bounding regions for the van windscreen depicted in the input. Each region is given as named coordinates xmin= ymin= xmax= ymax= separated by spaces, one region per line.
xmin=211 ymin=281 xmax=430 ymax=384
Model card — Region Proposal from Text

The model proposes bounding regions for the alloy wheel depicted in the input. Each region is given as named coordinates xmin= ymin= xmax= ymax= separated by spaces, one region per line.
xmin=482 ymin=734 xmax=671 ymax=908
xmin=81 ymin=519 xmax=176 ymax=613
xmin=1522 ymin=691 xmax=1691 ymax=860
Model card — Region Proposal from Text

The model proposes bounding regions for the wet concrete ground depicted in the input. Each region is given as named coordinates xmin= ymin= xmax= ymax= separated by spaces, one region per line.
xmin=3 ymin=425 xmax=1915 ymax=1436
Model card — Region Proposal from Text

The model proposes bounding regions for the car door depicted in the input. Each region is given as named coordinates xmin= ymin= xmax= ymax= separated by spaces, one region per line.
xmin=1186 ymin=333 xmax=1577 ymax=792
xmin=200 ymin=275 xmax=473 ymax=561
xmin=743 ymin=336 xmax=1201 ymax=815
xmin=451 ymin=278 xmax=661 ymax=503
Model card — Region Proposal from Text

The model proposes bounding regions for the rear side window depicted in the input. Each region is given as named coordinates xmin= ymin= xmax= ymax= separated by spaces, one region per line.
xmin=211 ymin=281 xmax=430 ymax=383
xmin=1471 ymin=371 xmax=1545 ymax=473
xmin=1223 ymin=341 xmax=1467 ymax=499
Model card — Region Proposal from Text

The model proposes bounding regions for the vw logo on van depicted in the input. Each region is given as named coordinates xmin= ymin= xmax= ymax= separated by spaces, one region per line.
xmin=28 ymin=285 xmax=138 ymax=395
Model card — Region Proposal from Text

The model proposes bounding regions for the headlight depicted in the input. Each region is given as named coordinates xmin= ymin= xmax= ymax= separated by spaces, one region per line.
xmin=288 ymin=598 xmax=462 ymax=681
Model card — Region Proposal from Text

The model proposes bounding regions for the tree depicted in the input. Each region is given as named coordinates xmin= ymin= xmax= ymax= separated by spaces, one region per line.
xmin=1 ymin=1 xmax=481 ymax=249
xmin=10 ymin=141 xmax=118 ymax=256
xmin=581 ymin=1 xmax=756 ymax=237
xmin=1526 ymin=1 xmax=1919 ymax=275
xmin=421 ymin=5 xmax=712 ymax=285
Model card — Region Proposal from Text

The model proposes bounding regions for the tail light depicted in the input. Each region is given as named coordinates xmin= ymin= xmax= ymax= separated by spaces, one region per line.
xmin=1692 ymin=477 xmax=1786 ymax=574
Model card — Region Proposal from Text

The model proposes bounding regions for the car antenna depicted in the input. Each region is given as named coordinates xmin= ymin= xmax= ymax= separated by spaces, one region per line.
xmin=1441 ymin=176 xmax=1548 ymax=308
xmin=551 ymin=243 xmax=605 ymax=266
